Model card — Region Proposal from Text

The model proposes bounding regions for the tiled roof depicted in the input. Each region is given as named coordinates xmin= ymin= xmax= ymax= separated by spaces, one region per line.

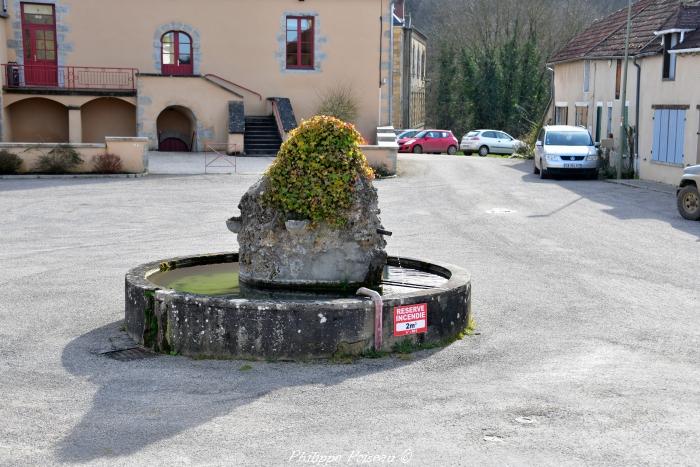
xmin=672 ymin=28 xmax=700 ymax=49
xmin=549 ymin=0 xmax=693 ymax=63
xmin=659 ymin=4 xmax=700 ymax=29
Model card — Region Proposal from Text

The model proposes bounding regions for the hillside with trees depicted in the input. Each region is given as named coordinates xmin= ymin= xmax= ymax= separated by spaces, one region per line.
xmin=404 ymin=0 xmax=630 ymax=138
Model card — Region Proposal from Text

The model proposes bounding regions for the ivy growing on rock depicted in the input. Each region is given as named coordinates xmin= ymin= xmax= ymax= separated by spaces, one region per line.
xmin=264 ymin=115 xmax=374 ymax=227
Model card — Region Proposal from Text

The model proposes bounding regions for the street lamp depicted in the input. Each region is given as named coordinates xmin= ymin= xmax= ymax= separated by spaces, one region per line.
xmin=618 ymin=0 xmax=633 ymax=180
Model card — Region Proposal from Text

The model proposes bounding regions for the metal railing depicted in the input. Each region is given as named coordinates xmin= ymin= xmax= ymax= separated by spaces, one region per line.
xmin=204 ymin=143 xmax=241 ymax=174
xmin=2 ymin=64 xmax=138 ymax=90
xmin=203 ymin=73 xmax=262 ymax=100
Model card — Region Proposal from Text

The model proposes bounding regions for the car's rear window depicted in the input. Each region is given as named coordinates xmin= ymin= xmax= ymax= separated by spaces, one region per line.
xmin=545 ymin=131 xmax=593 ymax=146
xmin=466 ymin=131 xmax=479 ymax=137
xmin=399 ymin=130 xmax=418 ymax=139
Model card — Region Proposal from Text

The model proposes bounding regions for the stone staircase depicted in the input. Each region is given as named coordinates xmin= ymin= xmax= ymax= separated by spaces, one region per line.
xmin=245 ymin=116 xmax=282 ymax=156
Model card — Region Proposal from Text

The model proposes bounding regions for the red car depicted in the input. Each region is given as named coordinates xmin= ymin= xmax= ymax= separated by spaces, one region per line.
xmin=398 ymin=130 xmax=459 ymax=155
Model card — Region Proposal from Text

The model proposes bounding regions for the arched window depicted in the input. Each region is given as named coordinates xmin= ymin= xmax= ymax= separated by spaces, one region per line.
xmin=161 ymin=31 xmax=193 ymax=75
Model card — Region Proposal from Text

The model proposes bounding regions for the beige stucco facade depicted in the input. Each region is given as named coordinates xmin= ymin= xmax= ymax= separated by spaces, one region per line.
xmin=636 ymin=54 xmax=700 ymax=184
xmin=552 ymin=60 xmax=639 ymax=142
xmin=552 ymin=52 xmax=700 ymax=184
xmin=0 ymin=0 xmax=394 ymax=159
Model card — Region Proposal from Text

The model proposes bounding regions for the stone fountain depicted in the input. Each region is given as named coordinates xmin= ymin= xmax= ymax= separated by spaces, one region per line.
xmin=125 ymin=117 xmax=471 ymax=360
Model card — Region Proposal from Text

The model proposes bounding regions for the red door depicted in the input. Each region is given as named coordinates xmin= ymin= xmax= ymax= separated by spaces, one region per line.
xmin=159 ymin=137 xmax=190 ymax=152
xmin=21 ymin=3 xmax=58 ymax=86
xmin=161 ymin=31 xmax=193 ymax=76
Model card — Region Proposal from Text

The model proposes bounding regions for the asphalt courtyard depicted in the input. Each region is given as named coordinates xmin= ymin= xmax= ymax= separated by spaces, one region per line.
xmin=1 ymin=155 xmax=699 ymax=466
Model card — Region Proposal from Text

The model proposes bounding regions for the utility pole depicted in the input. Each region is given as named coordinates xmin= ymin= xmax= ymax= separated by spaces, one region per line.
xmin=618 ymin=0 xmax=633 ymax=180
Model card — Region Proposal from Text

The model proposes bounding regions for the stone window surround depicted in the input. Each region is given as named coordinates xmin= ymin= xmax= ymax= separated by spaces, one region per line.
xmin=8 ymin=0 xmax=73 ymax=70
xmin=153 ymin=22 xmax=201 ymax=76
xmin=278 ymin=11 xmax=326 ymax=74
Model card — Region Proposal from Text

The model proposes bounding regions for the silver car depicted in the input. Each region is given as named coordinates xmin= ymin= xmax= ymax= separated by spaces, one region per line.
xmin=534 ymin=125 xmax=600 ymax=179
xmin=460 ymin=129 xmax=522 ymax=157
xmin=677 ymin=165 xmax=700 ymax=220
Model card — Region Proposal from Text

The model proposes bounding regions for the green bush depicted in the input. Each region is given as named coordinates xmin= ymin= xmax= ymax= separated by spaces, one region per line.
xmin=0 ymin=150 xmax=22 ymax=174
xmin=264 ymin=115 xmax=374 ymax=227
xmin=92 ymin=153 xmax=123 ymax=174
xmin=34 ymin=146 xmax=83 ymax=174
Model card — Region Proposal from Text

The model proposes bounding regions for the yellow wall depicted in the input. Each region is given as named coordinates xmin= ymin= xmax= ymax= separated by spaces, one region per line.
xmin=81 ymin=98 xmax=137 ymax=143
xmin=7 ymin=97 xmax=69 ymax=143
xmin=1 ymin=0 xmax=391 ymax=142
xmin=0 ymin=137 xmax=148 ymax=173
xmin=138 ymin=75 xmax=241 ymax=150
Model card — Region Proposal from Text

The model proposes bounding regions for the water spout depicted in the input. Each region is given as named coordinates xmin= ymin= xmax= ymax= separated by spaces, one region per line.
xmin=357 ymin=287 xmax=383 ymax=351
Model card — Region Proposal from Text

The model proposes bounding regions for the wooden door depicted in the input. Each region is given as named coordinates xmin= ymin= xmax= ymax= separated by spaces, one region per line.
xmin=21 ymin=3 xmax=58 ymax=86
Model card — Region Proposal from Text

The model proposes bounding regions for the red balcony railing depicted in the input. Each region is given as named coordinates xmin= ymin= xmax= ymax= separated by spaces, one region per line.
xmin=2 ymin=64 xmax=137 ymax=91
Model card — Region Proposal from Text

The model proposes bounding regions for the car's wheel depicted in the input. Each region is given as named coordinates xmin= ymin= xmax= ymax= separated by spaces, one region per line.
xmin=463 ymin=151 xmax=473 ymax=156
xmin=447 ymin=145 xmax=457 ymax=155
xmin=412 ymin=145 xmax=423 ymax=154
xmin=677 ymin=185 xmax=700 ymax=220
xmin=588 ymin=169 xmax=599 ymax=180
xmin=539 ymin=161 xmax=548 ymax=179
xmin=533 ymin=159 xmax=540 ymax=175
xmin=478 ymin=146 xmax=489 ymax=157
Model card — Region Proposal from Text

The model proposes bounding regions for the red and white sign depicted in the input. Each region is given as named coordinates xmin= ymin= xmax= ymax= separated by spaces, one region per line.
xmin=394 ymin=303 xmax=428 ymax=337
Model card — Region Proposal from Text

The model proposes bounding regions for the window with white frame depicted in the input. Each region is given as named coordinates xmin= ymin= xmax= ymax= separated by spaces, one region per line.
xmin=662 ymin=34 xmax=678 ymax=80
xmin=583 ymin=60 xmax=591 ymax=93
xmin=555 ymin=106 xmax=568 ymax=125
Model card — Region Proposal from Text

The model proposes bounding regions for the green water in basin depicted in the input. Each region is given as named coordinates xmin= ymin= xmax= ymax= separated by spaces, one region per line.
xmin=148 ymin=262 xmax=447 ymax=298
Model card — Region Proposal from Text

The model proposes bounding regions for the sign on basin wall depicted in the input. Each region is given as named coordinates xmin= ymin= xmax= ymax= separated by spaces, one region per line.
xmin=394 ymin=303 xmax=428 ymax=337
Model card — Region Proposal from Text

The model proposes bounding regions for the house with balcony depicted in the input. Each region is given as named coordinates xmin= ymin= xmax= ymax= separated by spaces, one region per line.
xmin=0 ymin=0 xmax=396 ymax=170
xmin=549 ymin=0 xmax=700 ymax=184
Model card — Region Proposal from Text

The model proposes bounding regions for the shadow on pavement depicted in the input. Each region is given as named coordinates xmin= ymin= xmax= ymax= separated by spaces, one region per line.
xmin=508 ymin=160 xmax=700 ymax=240
xmin=56 ymin=320 xmax=431 ymax=463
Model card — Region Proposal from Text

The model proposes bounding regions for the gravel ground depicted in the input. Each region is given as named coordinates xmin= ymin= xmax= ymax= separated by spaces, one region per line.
xmin=1 ymin=155 xmax=698 ymax=466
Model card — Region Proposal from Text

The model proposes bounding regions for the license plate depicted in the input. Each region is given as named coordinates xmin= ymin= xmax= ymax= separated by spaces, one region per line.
xmin=563 ymin=163 xmax=583 ymax=168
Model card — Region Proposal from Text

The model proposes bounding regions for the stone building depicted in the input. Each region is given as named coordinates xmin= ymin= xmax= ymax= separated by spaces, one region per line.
xmin=391 ymin=0 xmax=427 ymax=131
xmin=0 ymin=0 xmax=396 ymax=158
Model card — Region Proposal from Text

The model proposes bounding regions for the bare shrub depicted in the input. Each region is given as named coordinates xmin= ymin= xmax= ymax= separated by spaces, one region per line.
xmin=34 ymin=146 xmax=83 ymax=174
xmin=316 ymin=84 xmax=360 ymax=123
xmin=92 ymin=153 xmax=123 ymax=174
xmin=0 ymin=150 xmax=22 ymax=174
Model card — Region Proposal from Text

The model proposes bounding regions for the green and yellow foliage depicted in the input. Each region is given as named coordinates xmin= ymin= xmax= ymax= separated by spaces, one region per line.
xmin=264 ymin=115 xmax=374 ymax=227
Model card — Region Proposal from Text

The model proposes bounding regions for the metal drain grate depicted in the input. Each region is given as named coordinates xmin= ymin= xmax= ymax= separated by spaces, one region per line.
xmin=102 ymin=347 xmax=156 ymax=361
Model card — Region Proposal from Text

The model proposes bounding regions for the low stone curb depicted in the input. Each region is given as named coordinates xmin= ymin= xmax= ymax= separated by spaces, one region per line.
xmin=0 ymin=173 xmax=147 ymax=180
xmin=605 ymin=179 xmax=676 ymax=195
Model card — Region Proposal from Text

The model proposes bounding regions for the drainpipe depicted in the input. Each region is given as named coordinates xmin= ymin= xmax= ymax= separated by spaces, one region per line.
xmin=633 ymin=56 xmax=641 ymax=178
xmin=357 ymin=287 xmax=383 ymax=351
xmin=378 ymin=2 xmax=385 ymax=128
xmin=388 ymin=1 xmax=395 ymax=127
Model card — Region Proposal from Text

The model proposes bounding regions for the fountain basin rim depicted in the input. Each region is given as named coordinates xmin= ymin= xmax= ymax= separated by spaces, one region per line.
xmin=126 ymin=251 xmax=470 ymax=305
xmin=124 ymin=252 xmax=472 ymax=360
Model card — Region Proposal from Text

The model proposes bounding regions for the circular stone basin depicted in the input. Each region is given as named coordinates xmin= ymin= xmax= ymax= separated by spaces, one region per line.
xmin=125 ymin=253 xmax=471 ymax=361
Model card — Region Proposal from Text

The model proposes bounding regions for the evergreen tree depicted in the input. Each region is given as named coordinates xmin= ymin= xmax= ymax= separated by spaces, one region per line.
xmin=434 ymin=42 xmax=458 ymax=132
